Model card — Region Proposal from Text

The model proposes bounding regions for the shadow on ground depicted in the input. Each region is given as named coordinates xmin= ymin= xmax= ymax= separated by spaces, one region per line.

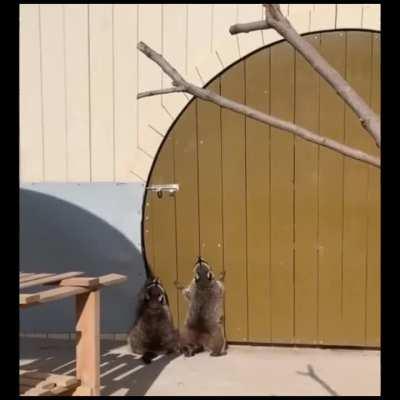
xmin=20 ymin=338 xmax=178 ymax=396
xmin=297 ymin=364 xmax=339 ymax=396
xmin=20 ymin=338 xmax=380 ymax=396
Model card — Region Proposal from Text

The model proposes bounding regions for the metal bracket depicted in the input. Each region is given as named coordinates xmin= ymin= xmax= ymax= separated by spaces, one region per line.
xmin=145 ymin=184 xmax=179 ymax=199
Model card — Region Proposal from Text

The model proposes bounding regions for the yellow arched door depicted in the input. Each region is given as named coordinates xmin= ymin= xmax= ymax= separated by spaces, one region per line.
xmin=143 ymin=30 xmax=380 ymax=348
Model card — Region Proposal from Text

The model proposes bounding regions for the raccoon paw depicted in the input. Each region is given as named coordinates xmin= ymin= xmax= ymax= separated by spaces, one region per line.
xmin=210 ymin=350 xmax=227 ymax=357
xmin=181 ymin=345 xmax=194 ymax=357
xmin=142 ymin=351 xmax=157 ymax=364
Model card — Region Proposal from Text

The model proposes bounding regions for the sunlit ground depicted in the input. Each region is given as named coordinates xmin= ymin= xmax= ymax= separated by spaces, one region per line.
xmin=20 ymin=337 xmax=380 ymax=396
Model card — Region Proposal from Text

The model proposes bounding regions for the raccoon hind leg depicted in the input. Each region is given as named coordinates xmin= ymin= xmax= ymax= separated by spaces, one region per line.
xmin=208 ymin=326 xmax=227 ymax=357
xmin=179 ymin=327 xmax=204 ymax=357
xmin=127 ymin=331 xmax=144 ymax=355
xmin=142 ymin=351 xmax=157 ymax=364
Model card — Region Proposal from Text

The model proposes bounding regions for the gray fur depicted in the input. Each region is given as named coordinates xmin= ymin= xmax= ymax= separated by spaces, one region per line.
xmin=179 ymin=258 xmax=227 ymax=357
xmin=127 ymin=278 xmax=179 ymax=364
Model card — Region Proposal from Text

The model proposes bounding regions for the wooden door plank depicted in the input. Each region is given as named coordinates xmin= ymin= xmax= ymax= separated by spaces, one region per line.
xmin=318 ymin=31 xmax=346 ymax=345
xmin=143 ymin=196 xmax=155 ymax=270
xmin=342 ymin=31 xmax=373 ymax=346
xmin=366 ymin=33 xmax=381 ymax=347
xmin=197 ymin=79 xmax=224 ymax=277
xmin=148 ymin=135 xmax=179 ymax=321
xmin=293 ymin=34 xmax=320 ymax=344
xmin=221 ymin=61 xmax=248 ymax=342
xmin=245 ymin=48 xmax=271 ymax=342
xmin=173 ymin=101 xmax=200 ymax=331
xmin=197 ymin=78 xmax=226 ymax=339
xmin=270 ymin=40 xmax=295 ymax=343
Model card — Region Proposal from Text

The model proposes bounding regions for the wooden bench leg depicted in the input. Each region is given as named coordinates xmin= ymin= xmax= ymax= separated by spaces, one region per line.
xmin=73 ymin=290 xmax=100 ymax=396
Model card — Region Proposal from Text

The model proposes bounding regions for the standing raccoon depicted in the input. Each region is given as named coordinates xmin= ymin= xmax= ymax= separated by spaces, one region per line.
xmin=127 ymin=277 xmax=179 ymax=364
xmin=178 ymin=257 xmax=227 ymax=357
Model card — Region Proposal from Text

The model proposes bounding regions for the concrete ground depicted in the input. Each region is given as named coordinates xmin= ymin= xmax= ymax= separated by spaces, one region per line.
xmin=20 ymin=337 xmax=380 ymax=396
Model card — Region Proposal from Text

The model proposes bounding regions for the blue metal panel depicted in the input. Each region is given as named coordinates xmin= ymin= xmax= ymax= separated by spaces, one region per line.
xmin=20 ymin=183 xmax=147 ymax=333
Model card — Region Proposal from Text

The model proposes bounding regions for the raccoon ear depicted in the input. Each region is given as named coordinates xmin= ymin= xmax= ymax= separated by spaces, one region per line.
xmin=207 ymin=271 xmax=212 ymax=280
xmin=195 ymin=272 xmax=200 ymax=281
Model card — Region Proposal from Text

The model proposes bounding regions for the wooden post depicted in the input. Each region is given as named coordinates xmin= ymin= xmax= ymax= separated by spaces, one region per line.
xmin=73 ymin=290 xmax=100 ymax=396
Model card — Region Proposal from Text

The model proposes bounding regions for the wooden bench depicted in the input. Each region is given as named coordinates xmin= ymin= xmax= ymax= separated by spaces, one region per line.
xmin=20 ymin=370 xmax=80 ymax=396
xmin=20 ymin=271 xmax=127 ymax=396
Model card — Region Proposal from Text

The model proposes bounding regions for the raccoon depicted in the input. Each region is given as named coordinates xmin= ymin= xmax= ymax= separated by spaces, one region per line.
xmin=178 ymin=257 xmax=227 ymax=357
xmin=127 ymin=277 xmax=179 ymax=364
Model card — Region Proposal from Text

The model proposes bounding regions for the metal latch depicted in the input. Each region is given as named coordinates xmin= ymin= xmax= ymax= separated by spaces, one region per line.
xmin=145 ymin=184 xmax=179 ymax=198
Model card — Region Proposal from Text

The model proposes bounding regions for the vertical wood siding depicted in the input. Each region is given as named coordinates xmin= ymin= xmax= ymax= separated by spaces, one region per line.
xmin=145 ymin=31 xmax=380 ymax=347
xmin=20 ymin=4 xmax=380 ymax=183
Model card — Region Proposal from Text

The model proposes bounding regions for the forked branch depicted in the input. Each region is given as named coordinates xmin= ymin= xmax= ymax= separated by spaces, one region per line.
xmin=137 ymin=41 xmax=380 ymax=168
xmin=229 ymin=4 xmax=381 ymax=147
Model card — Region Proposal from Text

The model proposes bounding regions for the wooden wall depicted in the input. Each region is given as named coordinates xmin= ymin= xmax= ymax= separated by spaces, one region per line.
xmin=144 ymin=31 xmax=380 ymax=347
xmin=19 ymin=4 xmax=380 ymax=183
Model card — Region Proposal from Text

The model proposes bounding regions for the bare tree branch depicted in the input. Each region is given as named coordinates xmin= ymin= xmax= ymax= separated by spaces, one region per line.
xmin=229 ymin=4 xmax=381 ymax=147
xmin=137 ymin=41 xmax=380 ymax=168
xmin=229 ymin=20 xmax=269 ymax=35
xmin=137 ymin=86 xmax=185 ymax=99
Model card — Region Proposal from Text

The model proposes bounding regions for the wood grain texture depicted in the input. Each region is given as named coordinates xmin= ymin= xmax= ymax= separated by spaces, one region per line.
xmin=365 ymin=33 xmax=380 ymax=347
xmin=221 ymin=61 xmax=248 ymax=342
xmin=293 ymin=34 xmax=320 ymax=344
xmin=20 ymin=271 xmax=84 ymax=289
xmin=147 ymin=135 xmax=179 ymax=321
xmin=342 ymin=31 xmax=373 ymax=346
xmin=64 ymin=4 xmax=91 ymax=181
xmin=187 ymin=4 xmax=213 ymax=86
xmin=237 ymin=4 xmax=263 ymax=58
xmin=88 ymin=4 xmax=115 ymax=181
xmin=362 ymin=4 xmax=380 ymax=31
xmin=212 ymin=4 xmax=239 ymax=68
xmin=161 ymin=4 xmax=188 ymax=119
xmin=173 ymin=101 xmax=199 ymax=330
xmin=137 ymin=4 xmax=170 ymax=156
xmin=75 ymin=290 xmax=100 ymax=396
xmin=197 ymin=79 xmax=223 ymax=277
xmin=20 ymin=4 xmax=378 ymax=183
xmin=288 ymin=4 xmax=313 ymax=33
xmin=317 ymin=31 xmax=346 ymax=345
xmin=20 ymin=4 xmax=44 ymax=182
xmin=269 ymin=40 xmax=295 ymax=343
xmin=336 ymin=4 xmax=363 ymax=29
xmin=39 ymin=4 xmax=67 ymax=181
xmin=113 ymin=4 xmax=139 ymax=182
xmin=245 ymin=49 xmax=271 ymax=342
xmin=143 ymin=31 xmax=380 ymax=347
